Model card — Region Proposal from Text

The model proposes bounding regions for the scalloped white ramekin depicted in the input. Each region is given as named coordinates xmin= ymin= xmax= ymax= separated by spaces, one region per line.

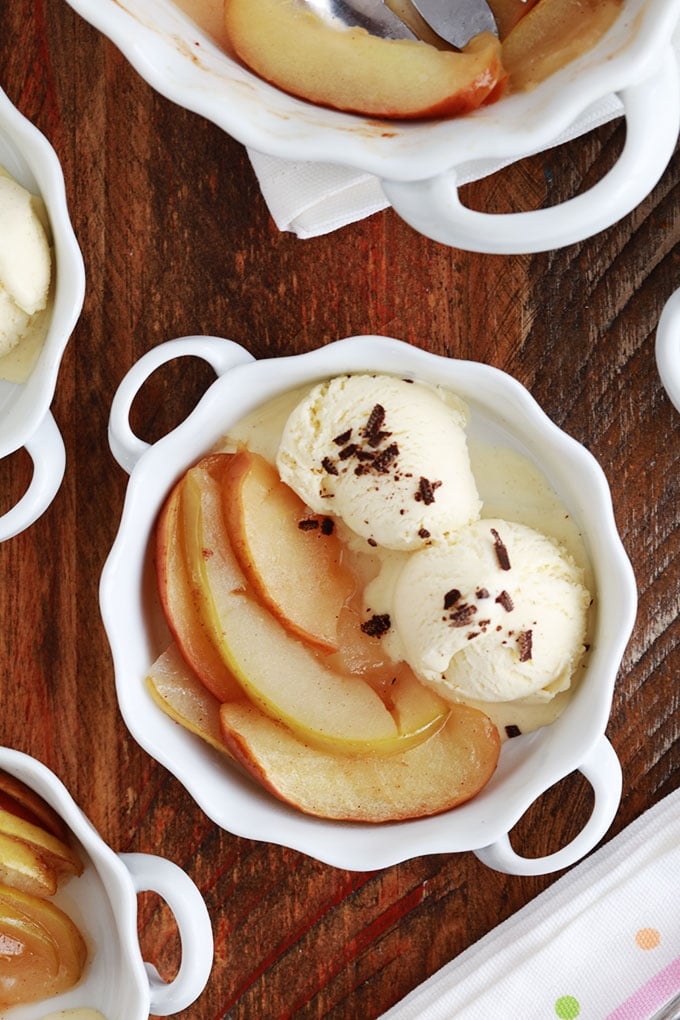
xmin=0 ymin=746 xmax=213 ymax=1020
xmin=100 ymin=335 xmax=637 ymax=875
xmin=62 ymin=0 xmax=679 ymax=252
xmin=0 ymin=87 xmax=85 ymax=541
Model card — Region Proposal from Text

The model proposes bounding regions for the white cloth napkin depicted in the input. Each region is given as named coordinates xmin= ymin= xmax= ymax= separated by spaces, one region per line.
xmin=379 ymin=787 xmax=680 ymax=1020
xmin=247 ymin=94 xmax=622 ymax=238
xmin=247 ymin=29 xmax=680 ymax=239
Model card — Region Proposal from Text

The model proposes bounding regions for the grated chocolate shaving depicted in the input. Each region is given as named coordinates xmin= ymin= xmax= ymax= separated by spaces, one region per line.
xmin=322 ymin=456 xmax=338 ymax=476
xmin=517 ymin=629 xmax=533 ymax=662
xmin=371 ymin=442 xmax=399 ymax=473
xmin=320 ymin=517 xmax=335 ymax=535
xmin=338 ymin=443 xmax=358 ymax=461
xmin=495 ymin=590 xmax=514 ymax=612
xmin=476 ymin=587 xmax=490 ymax=599
xmin=443 ymin=588 xmax=462 ymax=610
xmin=298 ymin=519 xmax=319 ymax=532
xmin=505 ymin=724 xmax=522 ymax=739
xmin=418 ymin=527 xmax=431 ymax=539
xmin=490 ymin=528 xmax=511 ymax=570
xmin=362 ymin=404 xmax=391 ymax=447
xmin=333 ymin=429 xmax=352 ymax=446
xmin=415 ymin=477 xmax=442 ymax=505
xmin=448 ymin=603 xmax=477 ymax=627
xmin=361 ymin=613 xmax=391 ymax=638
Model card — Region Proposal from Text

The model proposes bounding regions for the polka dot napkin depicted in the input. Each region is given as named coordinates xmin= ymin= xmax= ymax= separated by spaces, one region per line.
xmin=247 ymin=30 xmax=680 ymax=239
xmin=379 ymin=787 xmax=680 ymax=1020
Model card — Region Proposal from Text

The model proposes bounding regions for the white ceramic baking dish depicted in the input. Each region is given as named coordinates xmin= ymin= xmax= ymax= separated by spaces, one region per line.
xmin=62 ymin=0 xmax=680 ymax=252
xmin=99 ymin=335 xmax=637 ymax=875
xmin=0 ymin=746 xmax=213 ymax=1019
xmin=0 ymin=87 xmax=85 ymax=541
xmin=656 ymin=287 xmax=680 ymax=412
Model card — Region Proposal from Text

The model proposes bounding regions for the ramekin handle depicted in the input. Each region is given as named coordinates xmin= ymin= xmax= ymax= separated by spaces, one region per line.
xmin=473 ymin=736 xmax=622 ymax=876
xmin=382 ymin=53 xmax=679 ymax=254
xmin=119 ymin=851 xmax=214 ymax=1016
xmin=655 ymin=287 xmax=680 ymax=412
xmin=108 ymin=336 xmax=254 ymax=474
xmin=0 ymin=412 xmax=65 ymax=542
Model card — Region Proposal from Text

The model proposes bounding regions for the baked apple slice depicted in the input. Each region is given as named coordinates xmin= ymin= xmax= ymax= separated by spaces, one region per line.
xmin=0 ymin=832 xmax=57 ymax=898
xmin=487 ymin=0 xmax=540 ymax=37
xmin=0 ymin=773 xmax=69 ymax=842
xmin=501 ymin=0 xmax=622 ymax=90
xmin=224 ymin=0 xmax=506 ymax=119
xmin=222 ymin=450 xmax=354 ymax=653
xmin=146 ymin=643 xmax=232 ymax=757
xmin=156 ymin=470 xmax=242 ymax=703
xmin=0 ymin=884 xmax=87 ymax=1008
xmin=220 ymin=699 xmax=500 ymax=821
xmin=0 ymin=809 xmax=82 ymax=880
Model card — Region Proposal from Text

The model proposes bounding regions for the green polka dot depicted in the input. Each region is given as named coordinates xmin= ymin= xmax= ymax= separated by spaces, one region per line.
xmin=555 ymin=996 xmax=581 ymax=1019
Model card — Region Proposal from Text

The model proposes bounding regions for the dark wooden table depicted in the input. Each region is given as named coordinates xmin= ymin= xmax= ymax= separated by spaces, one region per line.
xmin=1 ymin=4 xmax=678 ymax=1018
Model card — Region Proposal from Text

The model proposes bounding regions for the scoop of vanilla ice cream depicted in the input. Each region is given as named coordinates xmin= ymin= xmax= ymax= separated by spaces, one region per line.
xmin=0 ymin=167 xmax=52 ymax=357
xmin=276 ymin=374 xmax=482 ymax=551
xmin=390 ymin=518 xmax=591 ymax=702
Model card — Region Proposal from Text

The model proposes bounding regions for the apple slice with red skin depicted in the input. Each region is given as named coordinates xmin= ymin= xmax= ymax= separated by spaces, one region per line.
xmin=0 ymin=884 xmax=87 ymax=1008
xmin=224 ymin=0 xmax=507 ymax=119
xmin=219 ymin=698 xmax=500 ymax=822
xmin=221 ymin=450 xmax=354 ymax=653
xmin=180 ymin=457 xmax=404 ymax=753
xmin=156 ymin=466 xmax=242 ymax=703
xmin=179 ymin=455 xmax=455 ymax=754
xmin=0 ymin=773 xmax=69 ymax=843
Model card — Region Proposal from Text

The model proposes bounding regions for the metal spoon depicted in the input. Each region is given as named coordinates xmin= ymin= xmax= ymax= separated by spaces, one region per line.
xmin=301 ymin=0 xmax=416 ymax=40
xmin=300 ymin=0 xmax=498 ymax=47
xmin=411 ymin=0 xmax=498 ymax=46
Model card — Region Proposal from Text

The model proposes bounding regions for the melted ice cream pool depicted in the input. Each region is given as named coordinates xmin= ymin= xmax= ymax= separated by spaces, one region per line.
xmin=219 ymin=381 xmax=594 ymax=739
xmin=41 ymin=1011 xmax=107 ymax=1020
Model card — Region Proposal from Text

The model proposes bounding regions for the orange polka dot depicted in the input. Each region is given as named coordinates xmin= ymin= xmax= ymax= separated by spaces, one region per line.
xmin=636 ymin=928 xmax=661 ymax=950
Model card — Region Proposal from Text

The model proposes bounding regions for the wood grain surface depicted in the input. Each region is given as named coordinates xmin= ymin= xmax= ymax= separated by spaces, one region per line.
xmin=0 ymin=4 xmax=678 ymax=1018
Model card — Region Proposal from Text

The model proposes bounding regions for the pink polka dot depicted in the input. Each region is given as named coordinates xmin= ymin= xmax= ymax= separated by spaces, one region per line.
xmin=635 ymin=928 xmax=661 ymax=950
